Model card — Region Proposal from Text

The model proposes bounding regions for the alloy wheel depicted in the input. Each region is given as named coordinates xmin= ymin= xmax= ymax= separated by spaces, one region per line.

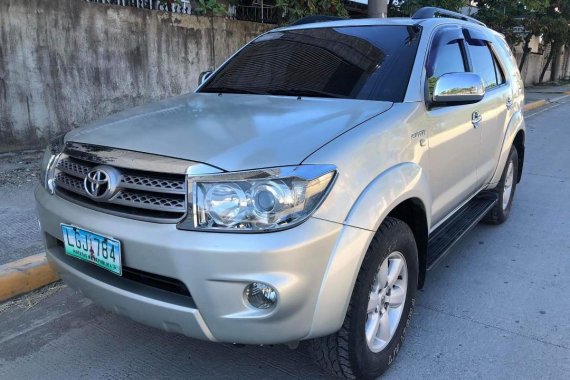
xmin=365 ymin=251 xmax=408 ymax=353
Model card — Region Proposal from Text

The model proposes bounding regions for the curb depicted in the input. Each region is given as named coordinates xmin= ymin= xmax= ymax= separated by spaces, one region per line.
xmin=0 ymin=253 xmax=59 ymax=302
xmin=524 ymin=93 xmax=570 ymax=112
xmin=524 ymin=99 xmax=548 ymax=112
xmin=550 ymin=93 xmax=570 ymax=103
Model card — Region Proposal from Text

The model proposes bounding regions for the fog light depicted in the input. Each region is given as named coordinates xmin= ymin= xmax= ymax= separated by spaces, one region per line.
xmin=245 ymin=282 xmax=277 ymax=309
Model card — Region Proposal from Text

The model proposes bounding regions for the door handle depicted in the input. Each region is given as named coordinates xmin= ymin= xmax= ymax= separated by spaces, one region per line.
xmin=506 ymin=97 xmax=513 ymax=110
xmin=472 ymin=111 xmax=482 ymax=128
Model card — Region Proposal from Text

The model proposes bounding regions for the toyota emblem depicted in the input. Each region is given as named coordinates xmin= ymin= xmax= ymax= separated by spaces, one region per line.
xmin=84 ymin=166 xmax=120 ymax=200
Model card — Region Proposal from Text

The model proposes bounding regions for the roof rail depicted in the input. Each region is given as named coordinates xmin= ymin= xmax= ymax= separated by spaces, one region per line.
xmin=412 ymin=7 xmax=486 ymax=27
xmin=290 ymin=15 xmax=347 ymax=26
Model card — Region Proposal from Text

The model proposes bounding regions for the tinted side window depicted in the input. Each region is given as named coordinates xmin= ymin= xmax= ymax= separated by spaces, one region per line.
xmin=495 ymin=36 xmax=518 ymax=72
xmin=466 ymin=40 xmax=500 ymax=89
xmin=426 ymin=32 xmax=466 ymax=98
xmin=428 ymin=41 xmax=466 ymax=79
xmin=492 ymin=52 xmax=506 ymax=85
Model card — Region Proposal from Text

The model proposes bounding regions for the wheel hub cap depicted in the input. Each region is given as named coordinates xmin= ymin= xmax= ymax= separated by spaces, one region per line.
xmin=365 ymin=251 xmax=408 ymax=353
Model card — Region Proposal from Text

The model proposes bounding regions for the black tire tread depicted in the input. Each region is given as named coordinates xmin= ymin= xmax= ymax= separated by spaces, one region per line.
xmin=483 ymin=147 xmax=518 ymax=225
xmin=309 ymin=217 xmax=406 ymax=379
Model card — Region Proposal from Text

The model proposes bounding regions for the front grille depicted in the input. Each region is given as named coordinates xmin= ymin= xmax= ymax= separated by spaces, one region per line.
xmin=54 ymin=147 xmax=188 ymax=223
xmin=122 ymin=174 xmax=185 ymax=193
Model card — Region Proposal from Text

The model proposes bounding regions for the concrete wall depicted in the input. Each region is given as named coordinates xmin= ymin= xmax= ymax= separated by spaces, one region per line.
xmin=515 ymin=42 xmax=570 ymax=86
xmin=516 ymin=52 xmax=544 ymax=86
xmin=0 ymin=0 xmax=271 ymax=151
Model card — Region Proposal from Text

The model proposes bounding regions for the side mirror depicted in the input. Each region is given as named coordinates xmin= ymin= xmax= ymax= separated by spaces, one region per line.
xmin=432 ymin=72 xmax=485 ymax=105
xmin=198 ymin=70 xmax=213 ymax=86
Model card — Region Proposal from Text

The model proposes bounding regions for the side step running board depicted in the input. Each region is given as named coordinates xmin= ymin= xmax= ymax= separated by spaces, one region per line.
xmin=427 ymin=193 xmax=498 ymax=270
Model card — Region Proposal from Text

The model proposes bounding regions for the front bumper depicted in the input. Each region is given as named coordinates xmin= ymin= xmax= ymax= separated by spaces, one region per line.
xmin=36 ymin=186 xmax=374 ymax=344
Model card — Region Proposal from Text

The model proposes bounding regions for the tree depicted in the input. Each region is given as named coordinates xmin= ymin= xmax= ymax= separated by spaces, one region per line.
xmin=388 ymin=0 xmax=465 ymax=17
xmin=539 ymin=15 xmax=569 ymax=82
xmin=518 ymin=13 xmax=546 ymax=72
xmin=549 ymin=0 xmax=570 ymax=81
xmin=194 ymin=0 xmax=228 ymax=16
xmin=473 ymin=1 xmax=548 ymax=73
xmin=530 ymin=0 xmax=570 ymax=83
xmin=274 ymin=0 xmax=348 ymax=24
xmin=474 ymin=0 xmax=548 ymax=47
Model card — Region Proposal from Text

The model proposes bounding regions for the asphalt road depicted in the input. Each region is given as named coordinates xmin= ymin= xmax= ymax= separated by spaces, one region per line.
xmin=1 ymin=99 xmax=569 ymax=379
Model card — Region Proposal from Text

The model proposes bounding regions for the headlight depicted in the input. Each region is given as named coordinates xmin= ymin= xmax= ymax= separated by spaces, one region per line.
xmin=178 ymin=165 xmax=336 ymax=232
xmin=39 ymin=134 xmax=65 ymax=193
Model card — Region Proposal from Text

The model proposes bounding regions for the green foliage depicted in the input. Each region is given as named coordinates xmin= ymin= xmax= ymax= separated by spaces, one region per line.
xmin=473 ymin=0 xmax=549 ymax=46
xmin=389 ymin=0 xmax=465 ymax=17
xmin=194 ymin=0 xmax=228 ymax=16
xmin=275 ymin=0 xmax=348 ymax=24
xmin=158 ymin=0 xmax=183 ymax=6
xmin=542 ymin=15 xmax=569 ymax=45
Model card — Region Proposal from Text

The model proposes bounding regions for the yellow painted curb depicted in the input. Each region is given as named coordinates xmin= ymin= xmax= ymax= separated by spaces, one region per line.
xmin=524 ymin=99 xmax=548 ymax=112
xmin=0 ymin=253 xmax=59 ymax=302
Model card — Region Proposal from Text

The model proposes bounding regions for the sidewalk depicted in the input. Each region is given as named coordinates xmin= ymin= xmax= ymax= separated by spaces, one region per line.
xmin=525 ymin=83 xmax=570 ymax=104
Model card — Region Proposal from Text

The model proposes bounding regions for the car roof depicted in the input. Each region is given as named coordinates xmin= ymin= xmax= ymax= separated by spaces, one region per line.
xmin=274 ymin=17 xmax=490 ymax=34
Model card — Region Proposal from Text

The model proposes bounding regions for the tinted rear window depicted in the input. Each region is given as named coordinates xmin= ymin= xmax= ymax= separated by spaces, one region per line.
xmin=200 ymin=25 xmax=422 ymax=102
xmin=466 ymin=39 xmax=502 ymax=89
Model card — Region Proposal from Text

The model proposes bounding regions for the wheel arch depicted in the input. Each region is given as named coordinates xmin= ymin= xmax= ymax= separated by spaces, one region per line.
xmin=386 ymin=198 xmax=429 ymax=289
xmin=306 ymin=164 xmax=431 ymax=339
xmin=489 ymin=111 xmax=525 ymax=186
xmin=513 ymin=129 xmax=525 ymax=183
xmin=343 ymin=162 xmax=431 ymax=289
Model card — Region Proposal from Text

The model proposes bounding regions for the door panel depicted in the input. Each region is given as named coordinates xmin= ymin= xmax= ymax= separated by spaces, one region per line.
xmin=424 ymin=27 xmax=482 ymax=225
xmin=476 ymin=86 xmax=510 ymax=185
xmin=425 ymin=104 xmax=481 ymax=224
xmin=464 ymin=30 xmax=511 ymax=186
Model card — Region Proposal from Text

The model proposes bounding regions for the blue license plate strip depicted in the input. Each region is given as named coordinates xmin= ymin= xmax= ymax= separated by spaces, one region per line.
xmin=60 ymin=224 xmax=122 ymax=276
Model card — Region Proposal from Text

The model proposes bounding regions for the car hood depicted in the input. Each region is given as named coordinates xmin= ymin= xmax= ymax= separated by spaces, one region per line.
xmin=67 ymin=93 xmax=392 ymax=171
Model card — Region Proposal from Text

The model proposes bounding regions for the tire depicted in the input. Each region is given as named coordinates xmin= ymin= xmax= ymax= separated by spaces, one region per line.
xmin=483 ymin=146 xmax=519 ymax=225
xmin=309 ymin=217 xmax=418 ymax=379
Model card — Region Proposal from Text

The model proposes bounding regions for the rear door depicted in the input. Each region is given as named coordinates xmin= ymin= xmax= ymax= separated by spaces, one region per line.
xmin=463 ymin=28 xmax=510 ymax=186
xmin=424 ymin=26 xmax=483 ymax=224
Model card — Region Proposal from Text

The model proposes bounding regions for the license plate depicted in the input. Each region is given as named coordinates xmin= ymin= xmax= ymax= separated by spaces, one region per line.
xmin=61 ymin=224 xmax=122 ymax=276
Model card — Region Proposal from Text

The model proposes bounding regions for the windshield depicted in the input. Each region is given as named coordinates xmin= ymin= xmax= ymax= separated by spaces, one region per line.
xmin=200 ymin=25 xmax=421 ymax=102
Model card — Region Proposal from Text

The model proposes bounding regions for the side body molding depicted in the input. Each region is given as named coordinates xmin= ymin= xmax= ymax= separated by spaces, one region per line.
xmin=344 ymin=162 xmax=432 ymax=232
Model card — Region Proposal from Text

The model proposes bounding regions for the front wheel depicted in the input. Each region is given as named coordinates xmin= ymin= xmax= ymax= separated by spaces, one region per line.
xmin=309 ymin=217 xmax=418 ymax=379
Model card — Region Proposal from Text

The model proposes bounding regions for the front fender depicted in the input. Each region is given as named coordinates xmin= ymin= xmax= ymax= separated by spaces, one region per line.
xmin=344 ymin=162 xmax=432 ymax=231
xmin=305 ymin=163 xmax=431 ymax=339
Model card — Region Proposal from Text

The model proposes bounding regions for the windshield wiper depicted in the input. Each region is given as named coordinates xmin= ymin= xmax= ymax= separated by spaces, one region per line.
xmin=200 ymin=87 xmax=268 ymax=95
xmin=268 ymin=89 xmax=344 ymax=99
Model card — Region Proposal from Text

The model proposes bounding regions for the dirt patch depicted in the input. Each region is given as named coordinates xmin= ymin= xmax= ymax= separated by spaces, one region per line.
xmin=0 ymin=150 xmax=43 ymax=188
xmin=0 ymin=281 xmax=66 ymax=315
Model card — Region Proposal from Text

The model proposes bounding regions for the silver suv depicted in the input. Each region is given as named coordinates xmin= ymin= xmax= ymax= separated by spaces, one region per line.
xmin=36 ymin=7 xmax=525 ymax=379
